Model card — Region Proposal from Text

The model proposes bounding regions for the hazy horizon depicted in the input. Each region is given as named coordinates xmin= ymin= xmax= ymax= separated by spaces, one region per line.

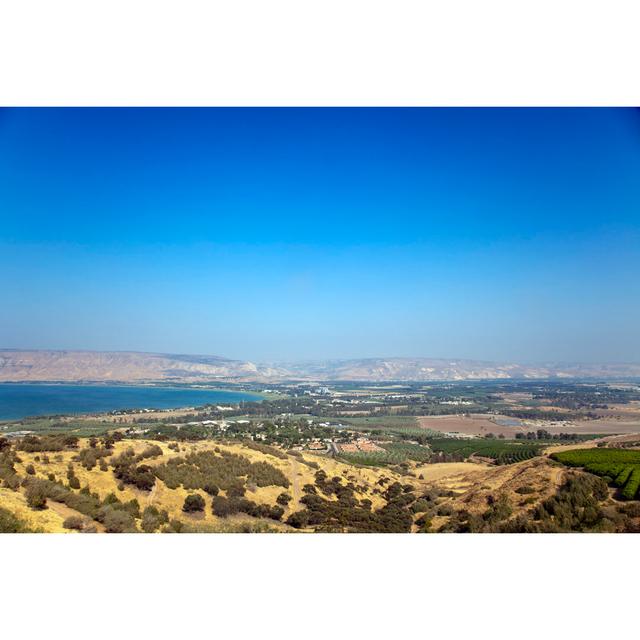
xmin=1 ymin=346 xmax=640 ymax=367
xmin=1 ymin=108 xmax=639 ymax=362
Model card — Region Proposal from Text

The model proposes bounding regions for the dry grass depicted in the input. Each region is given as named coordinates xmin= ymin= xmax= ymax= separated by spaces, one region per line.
xmin=413 ymin=461 xmax=491 ymax=483
xmin=5 ymin=437 xmax=417 ymax=532
xmin=418 ymin=415 xmax=523 ymax=437
xmin=425 ymin=457 xmax=566 ymax=522
xmin=0 ymin=486 xmax=67 ymax=532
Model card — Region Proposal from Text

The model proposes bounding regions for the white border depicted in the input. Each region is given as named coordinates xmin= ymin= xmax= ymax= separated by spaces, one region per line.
xmin=0 ymin=0 xmax=639 ymax=105
xmin=1 ymin=533 xmax=638 ymax=638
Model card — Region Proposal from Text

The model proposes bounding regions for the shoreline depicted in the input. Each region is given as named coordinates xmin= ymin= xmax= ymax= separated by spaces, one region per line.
xmin=0 ymin=382 xmax=267 ymax=423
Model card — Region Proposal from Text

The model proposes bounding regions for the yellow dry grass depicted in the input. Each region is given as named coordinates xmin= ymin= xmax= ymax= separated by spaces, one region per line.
xmin=6 ymin=437 xmax=416 ymax=533
xmin=0 ymin=486 xmax=68 ymax=532
xmin=412 ymin=461 xmax=491 ymax=483
xmin=433 ymin=457 xmax=566 ymax=519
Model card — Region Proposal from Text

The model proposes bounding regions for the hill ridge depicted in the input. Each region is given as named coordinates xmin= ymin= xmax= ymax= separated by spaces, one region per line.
xmin=1 ymin=349 xmax=640 ymax=382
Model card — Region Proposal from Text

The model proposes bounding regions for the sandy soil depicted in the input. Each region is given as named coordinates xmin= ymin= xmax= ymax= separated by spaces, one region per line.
xmin=103 ymin=408 xmax=198 ymax=423
xmin=419 ymin=413 xmax=640 ymax=438
xmin=418 ymin=415 xmax=524 ymax=437
xmin=412 ymin=461 xmax=491 ymax=483
xmin=431 ymin=457 xmax=567 ymax=519
xmin=592 ymin=402 xmax=640 ymax=417
xmin=549 ymin=420 xmax=640 ymax=435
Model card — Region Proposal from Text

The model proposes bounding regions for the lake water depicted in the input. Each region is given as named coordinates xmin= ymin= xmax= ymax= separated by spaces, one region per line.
xmin=494 ymin=417 xmax=522 ymax=427
xmin=0 ymin=383 xmax=262 ymax=420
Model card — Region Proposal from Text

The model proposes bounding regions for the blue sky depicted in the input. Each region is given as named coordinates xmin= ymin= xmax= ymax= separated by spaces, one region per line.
xmin=1 ymin=108 xmax=639 ymax=362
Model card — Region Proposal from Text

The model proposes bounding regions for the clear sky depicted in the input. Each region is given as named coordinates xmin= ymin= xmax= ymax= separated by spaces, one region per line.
xmin=1 ymin=108 xmax=639 ymax=363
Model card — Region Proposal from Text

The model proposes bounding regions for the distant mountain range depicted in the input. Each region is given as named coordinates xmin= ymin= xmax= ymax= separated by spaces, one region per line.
xmin=1 ymin=350 xmax=639 ymax=383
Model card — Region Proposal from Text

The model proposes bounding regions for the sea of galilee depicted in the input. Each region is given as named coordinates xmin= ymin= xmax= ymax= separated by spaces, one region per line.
xmin=0 ymin=383 xmax=262 ymax=420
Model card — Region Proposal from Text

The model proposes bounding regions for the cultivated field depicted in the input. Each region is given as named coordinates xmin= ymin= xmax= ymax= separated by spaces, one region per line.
xmin=418 ymin=414 xmax=521 ymax=437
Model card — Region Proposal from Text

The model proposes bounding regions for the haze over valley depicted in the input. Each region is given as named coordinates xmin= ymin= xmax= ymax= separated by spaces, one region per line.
xmin=1 ymin=349 xmax=639 ymax=383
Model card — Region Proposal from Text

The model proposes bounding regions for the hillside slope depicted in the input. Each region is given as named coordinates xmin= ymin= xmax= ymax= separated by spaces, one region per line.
xmin=1 ymin=437 xmax=419 ymax=533
xmin=1 ymin=350 xmax=639 ymax=383
xmin=0 ymin=350 xmax=285 ymax=383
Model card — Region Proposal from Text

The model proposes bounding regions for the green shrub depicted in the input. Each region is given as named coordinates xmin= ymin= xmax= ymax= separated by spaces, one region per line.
xmin=411 ymin=499 xmax=430 ymax=513
xmin=212 ymin=496 xmax=234 ymax=517
xmin=63 ymin=516 xmax=85 ymax=531
xmin=436 ymin=504 xmax=454 ymax=516
xmin=122 ymin=499 xmax=141 ymax=519
xmin=154 ymin=449 xmax=288 ymax=493
xmin=136 ymin=444 xmax=163 ymax=461
xmin=3 ymin=474 xmax=21 ymax=491
xmin=226 ymin=483 xmax=245 ymax=498
xmin=244 ymin=441 xmax=287 ymax=459
xmin=515 ymin=486 xmax=535 ymax=495
xmin=141 ymin=506 xmax=169 ymax=532
xmin=26 ymin=483 xmax=48 ymax=510
xmin=286 ymin=511 xmax=309 ymax=529
xmin=276 ymin=492 xmax=292 ymax=506
xmin=483 ymin=494 xmax=512 ymax=524
xmin=0 ymin=506 xmax=35 ymax=533
xmin=17 ymin=435 xmax=79 ymax=452
xmin=164 ymin=519 xmax=184 ymax=533
xmin=203 ymin=483 xmax=219 ymax=496
xmin=75 ymin=446 xmax=112 ymax=470
xmin=183 ymin=494 xmax=206 ymax=513
xmin=111 ymin=451 xmax=156 ymax=491
xmin=23 ymin=477 xmax=102 ymax=519
xmin=101 ymin=507 xmax=137 ymax=533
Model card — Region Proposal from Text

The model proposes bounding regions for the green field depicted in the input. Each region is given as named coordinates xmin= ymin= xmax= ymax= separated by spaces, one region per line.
xmin=551 ymin=449 xmax=640 ymax=499
xmin=340 ymin=416 xmax=419 ymax=430
xmin=337 ymin=435 xmax=542 ymax=466
xmin=428 ymin=438 xmax=542 ymax=464
xmin=338 ymin=416 xmax=441 ymax=439
xmin=381 ymin=442 xmax=432 ymax=462
xmin=337 ymin=442 xmax=431 ymax=466
xmin=1 ymin=417 xmax=115 ymax=436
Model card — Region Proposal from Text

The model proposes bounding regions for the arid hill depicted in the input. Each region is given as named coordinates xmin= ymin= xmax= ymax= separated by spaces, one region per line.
xmin=1 ymin=349 xmax=639 ymax=383
xmin=276 ymin=357 xmax=640 ymax=381
xmin=0 ymin=350 xmax=286 ymax=383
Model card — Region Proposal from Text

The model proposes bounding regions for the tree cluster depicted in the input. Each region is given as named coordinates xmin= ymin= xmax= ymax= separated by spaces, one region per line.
xmin=16 ymin=435 xmax=79 ymax=452
xmin=286 ymin=471 xmax=419 ymax=532
xmin=153 ymin=449 xmax=288 ymax=493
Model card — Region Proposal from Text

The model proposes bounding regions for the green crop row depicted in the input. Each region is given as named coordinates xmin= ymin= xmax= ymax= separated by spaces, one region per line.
xmin=337 ymin=450 xmax=404 ymax=466
xmin=427 ymin=438 xmax=542 ymax=464
xmin=380 ymin=443 xmax=431 ymax=462
xmin=551 ymin=448 xmax=640 ymax=467
xmin=551 ymin=449 xmax=640 ymax=499
xmin=337 ymin=442 xmax=432 ymax=466
xmin=621 ymin=468 xmax=640 ymax=500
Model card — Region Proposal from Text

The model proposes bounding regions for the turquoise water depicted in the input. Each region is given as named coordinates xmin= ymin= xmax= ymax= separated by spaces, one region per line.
xmin=0 ymin=383 xmax=262 ymax=420
xmin=495 ymin=417 xmax=522 ymax=427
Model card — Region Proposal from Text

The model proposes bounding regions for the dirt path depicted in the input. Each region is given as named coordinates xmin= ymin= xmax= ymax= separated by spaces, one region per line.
xmin=413 ymin=461 xmax=491 ymax=483
xmin=289 ymin=456 xmax=301 ymax=506
xmin=47 ymin=500 xmax=106 ymax=532
xmin=146 ymin=477 xmax=159 ymax=506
